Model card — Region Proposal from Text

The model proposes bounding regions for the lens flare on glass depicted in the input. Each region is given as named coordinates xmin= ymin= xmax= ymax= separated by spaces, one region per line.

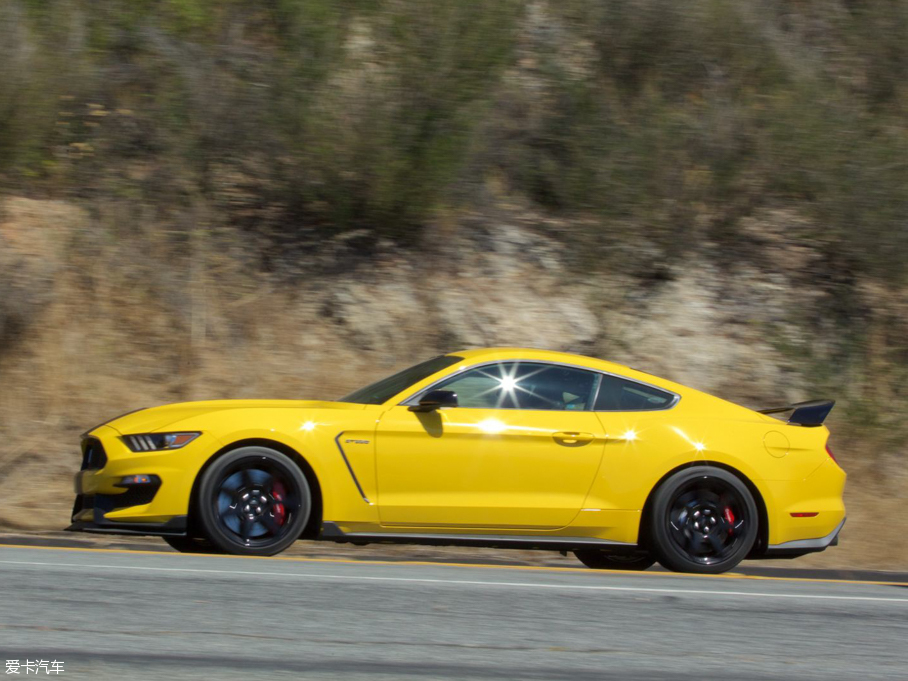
xmin=499 ymin=375 xmax=518 ymax=392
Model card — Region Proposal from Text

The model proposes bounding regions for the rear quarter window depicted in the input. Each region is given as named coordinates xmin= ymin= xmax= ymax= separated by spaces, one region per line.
xmin=594 ymin=375 xmax=676 ymax=411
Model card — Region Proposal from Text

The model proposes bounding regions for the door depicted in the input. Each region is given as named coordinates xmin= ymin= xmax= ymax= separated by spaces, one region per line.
xmin=375 ymin=361 xmax=607 ymax=529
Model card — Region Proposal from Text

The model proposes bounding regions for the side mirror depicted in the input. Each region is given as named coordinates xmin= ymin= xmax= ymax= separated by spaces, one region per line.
xmin=408 ymin=389 xmax=458 ymax=413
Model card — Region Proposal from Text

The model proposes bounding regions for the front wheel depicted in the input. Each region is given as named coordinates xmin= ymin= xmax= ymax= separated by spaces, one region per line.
xmin=197 ymin=447 xmax=311 ymax=556
xmin=574 ymin=550 xmax=655 ymax=571
xmin=649 ymin=466 xmax=758 ymax=574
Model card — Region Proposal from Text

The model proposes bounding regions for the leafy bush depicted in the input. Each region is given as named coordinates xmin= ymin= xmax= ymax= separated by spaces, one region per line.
xmin=1 ymin=0 xmax=906 ymax=281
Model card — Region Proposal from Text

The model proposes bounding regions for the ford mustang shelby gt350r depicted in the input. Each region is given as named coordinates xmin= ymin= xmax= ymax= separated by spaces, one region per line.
xmin=69 ymin=348 xmax=845 ymax=573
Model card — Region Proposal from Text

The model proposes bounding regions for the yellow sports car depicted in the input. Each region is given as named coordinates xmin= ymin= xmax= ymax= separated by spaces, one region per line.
xmin=69 ymin=348 xmax=845 ymax=573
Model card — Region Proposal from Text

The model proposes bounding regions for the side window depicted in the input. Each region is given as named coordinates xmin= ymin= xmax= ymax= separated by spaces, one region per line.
xmin=433 ymin=362 xmax=599 ymax=411
xmin=594 ymin=375 xmax=675 ymax=411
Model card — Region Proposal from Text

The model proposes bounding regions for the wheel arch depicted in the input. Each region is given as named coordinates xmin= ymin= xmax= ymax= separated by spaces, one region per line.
xmin=638 ymin=460 xmax=769 ymax=556
xmin=188 ymin=438 xmax=323 ymax=540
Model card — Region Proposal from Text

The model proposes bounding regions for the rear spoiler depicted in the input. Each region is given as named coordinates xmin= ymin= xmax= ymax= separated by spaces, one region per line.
xmin=757 ymin=400 xmax=835 ymax=427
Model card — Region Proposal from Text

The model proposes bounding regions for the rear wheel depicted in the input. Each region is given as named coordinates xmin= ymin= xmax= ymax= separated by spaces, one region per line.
xmin=197 ymin=447 xmax=311 ymax=556
xmin=649 ymin=466 xmax=758 ymax=574
xmin=574 ymin=550 xmax=655 ymax=571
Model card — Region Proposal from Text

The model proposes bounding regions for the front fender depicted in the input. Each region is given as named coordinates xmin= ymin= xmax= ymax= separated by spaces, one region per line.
xmin=167 ymin=408 xmax=381 ymax=524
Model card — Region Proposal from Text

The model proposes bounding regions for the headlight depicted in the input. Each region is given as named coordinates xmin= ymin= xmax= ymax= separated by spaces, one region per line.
xmin=123 ymin=432 xmax=200 ymax=452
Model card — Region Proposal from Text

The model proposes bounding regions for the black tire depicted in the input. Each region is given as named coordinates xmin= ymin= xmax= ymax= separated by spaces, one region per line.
xmin=196 ymin=446 xmax=311 ymax=556
xmin=649 ymin=466 xmax=758 ymax=574
xmin=574 ymin=550 xmax=655 ymax=571
xmin=163 ymin=535 xmax=220 ymax=554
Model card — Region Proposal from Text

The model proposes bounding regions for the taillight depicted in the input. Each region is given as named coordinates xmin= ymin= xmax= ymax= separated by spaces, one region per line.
xmin=826 ymin=442 xmax=840 ymax=467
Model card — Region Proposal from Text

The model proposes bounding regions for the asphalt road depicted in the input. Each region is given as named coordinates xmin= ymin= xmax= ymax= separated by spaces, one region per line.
xmin=1 ymin=545 xmax=907 ymax=680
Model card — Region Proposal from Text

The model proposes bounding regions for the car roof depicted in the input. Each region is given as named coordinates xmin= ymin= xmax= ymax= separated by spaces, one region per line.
xmin=446 ymin=347 xmax=634 ymax=375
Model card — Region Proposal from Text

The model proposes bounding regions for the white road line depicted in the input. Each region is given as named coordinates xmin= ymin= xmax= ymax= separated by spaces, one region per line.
xmin=2 ymin=558 xmax=907 ymax=604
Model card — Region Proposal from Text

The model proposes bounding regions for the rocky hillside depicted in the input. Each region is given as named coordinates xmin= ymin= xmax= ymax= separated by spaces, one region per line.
xmin=1 ymin=1 xmax=907 ymax=567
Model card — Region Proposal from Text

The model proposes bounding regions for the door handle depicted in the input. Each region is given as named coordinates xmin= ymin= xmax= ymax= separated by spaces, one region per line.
xmin=553 ymin=431 xmax=594 ymax=446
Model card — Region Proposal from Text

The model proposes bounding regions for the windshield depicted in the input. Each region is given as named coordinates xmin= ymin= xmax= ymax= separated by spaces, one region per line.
xmin=339 ymin=355 xmax=464 ymax=405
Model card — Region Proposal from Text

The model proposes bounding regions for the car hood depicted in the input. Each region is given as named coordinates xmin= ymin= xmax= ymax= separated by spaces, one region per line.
xmin=99 ymin=399 xmax=365 ymax=435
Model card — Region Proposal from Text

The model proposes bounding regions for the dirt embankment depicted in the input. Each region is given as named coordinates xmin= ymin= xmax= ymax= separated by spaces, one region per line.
xmin=1 ymin=196 xmax=906 ymax=569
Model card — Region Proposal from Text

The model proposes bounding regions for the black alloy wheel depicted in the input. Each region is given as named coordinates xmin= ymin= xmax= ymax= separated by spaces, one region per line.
xmin=197 ymin=447 xmax=311 ymax=556
xmin=573 ymin=550 xmax=655 ymax=571
xmin=649 ymin=466 xmax=758 ymax=574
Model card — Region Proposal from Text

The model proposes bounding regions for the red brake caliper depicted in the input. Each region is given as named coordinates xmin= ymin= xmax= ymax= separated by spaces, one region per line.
xmin=724 ymin=507 xmax=735 ymax=536
xmin=272 ymin=481 xmax=286 ymax=526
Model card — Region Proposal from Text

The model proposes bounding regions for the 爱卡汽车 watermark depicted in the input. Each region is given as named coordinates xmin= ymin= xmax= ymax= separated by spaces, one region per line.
xmin=5 ymin=660 xmax=64 ymax=674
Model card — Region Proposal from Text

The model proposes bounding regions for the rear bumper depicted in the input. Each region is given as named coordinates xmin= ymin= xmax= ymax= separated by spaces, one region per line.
xmin=762 ymin=517 xmax=845 ymax=558
xmin=761 ymin=457 xmax=846 ymax=551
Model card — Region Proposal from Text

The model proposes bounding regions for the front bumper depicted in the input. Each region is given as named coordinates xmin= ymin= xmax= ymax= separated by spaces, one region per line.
xmin=67 ymin=517 xmax=188 ymax=536
xmin=69 ymin=479 xmax=188 ymax=537
xmin=68 ymin=425 xmax=211 ymax=535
